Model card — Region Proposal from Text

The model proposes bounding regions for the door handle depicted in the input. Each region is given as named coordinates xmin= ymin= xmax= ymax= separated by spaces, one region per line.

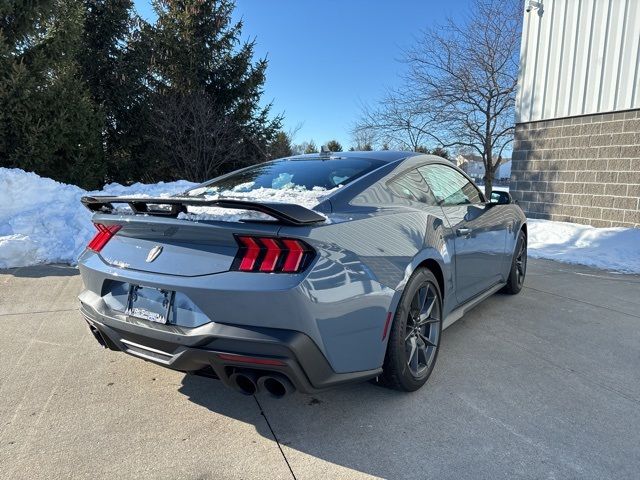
xmin=456 ymin=228 xmax=472 ymax=237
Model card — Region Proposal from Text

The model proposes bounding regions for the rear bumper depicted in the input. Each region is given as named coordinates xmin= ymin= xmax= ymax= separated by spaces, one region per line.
xmin=79 ymin=291 xmax=381 ymax=394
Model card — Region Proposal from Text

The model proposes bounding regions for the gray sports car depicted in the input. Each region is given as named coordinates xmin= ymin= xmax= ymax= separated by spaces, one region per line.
xmin=78 ymin=151 xmax=527 ymax=397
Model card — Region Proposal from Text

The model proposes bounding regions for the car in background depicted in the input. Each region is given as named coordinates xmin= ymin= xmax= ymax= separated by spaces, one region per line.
xmin=78 ymin=151 xmax=527 ymax=397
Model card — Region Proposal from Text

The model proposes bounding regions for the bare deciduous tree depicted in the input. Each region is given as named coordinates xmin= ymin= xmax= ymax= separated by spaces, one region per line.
xmin=354 ymin=93 xmax=434 ymax=152
xmin=151 ymin=92 xmax=242 ymax=181
xmin=356 ymin=0 xmax=522 ymax=197
xmin=294 ymin=140 xmax=317 ymax=155
xmin=350 ymin=126 xmax=376 ymax=151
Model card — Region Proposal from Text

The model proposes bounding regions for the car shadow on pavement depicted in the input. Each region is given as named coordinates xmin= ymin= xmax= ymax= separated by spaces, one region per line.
xmin=2 ymin=264 xmax=79 ymax=278
xmin=178 ymin=371 xmax=446 ymax=479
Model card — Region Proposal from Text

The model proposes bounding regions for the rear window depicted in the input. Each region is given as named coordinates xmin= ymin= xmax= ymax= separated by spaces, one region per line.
xmin=187 ymin=158 xmax=384 ymax=196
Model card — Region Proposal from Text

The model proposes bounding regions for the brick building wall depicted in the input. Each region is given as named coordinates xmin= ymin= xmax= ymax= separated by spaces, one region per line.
xmin=510 ymin=109 xmax=640 ymax=228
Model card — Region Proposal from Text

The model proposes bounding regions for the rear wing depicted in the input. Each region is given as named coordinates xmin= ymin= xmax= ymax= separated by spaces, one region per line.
xmin=80 ymin=196 xmax=326 ymax=226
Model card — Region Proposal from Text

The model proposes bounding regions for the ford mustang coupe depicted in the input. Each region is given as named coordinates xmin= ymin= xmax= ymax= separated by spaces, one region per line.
xmin=78 ymin=151 xmax=527 ymax=398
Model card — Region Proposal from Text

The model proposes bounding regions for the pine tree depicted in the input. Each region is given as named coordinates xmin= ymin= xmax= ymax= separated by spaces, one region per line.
xmin=1 ymin=0 xmax=283 ymax=186
xmin=80 ymin=0 xmax=152 ymax=183
xmin=268 ymin=131 xmax=293 ymax=159
xmin=304 ymin=140 xmax=317 ymax=154
xmin=148 ymin=0 xmax=282 ymax=182
xmin=325 ymin=139 xmax=342 ymax=152
xmin=1 ymin=0 xmax=104 ymax=188
xmin=430 ymin=146 xmax=450 ymax=160
xmin=0 ymin=0 xmax=54 ymax=158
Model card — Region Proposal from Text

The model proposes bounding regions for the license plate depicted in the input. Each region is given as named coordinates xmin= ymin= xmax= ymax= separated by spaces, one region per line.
xmin=126 ymin=285 xmax=174 ymax=324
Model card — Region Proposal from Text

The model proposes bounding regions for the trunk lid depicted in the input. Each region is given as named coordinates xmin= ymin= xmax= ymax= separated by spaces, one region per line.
xmin=95 ymin=215 xmax=281 ymax=276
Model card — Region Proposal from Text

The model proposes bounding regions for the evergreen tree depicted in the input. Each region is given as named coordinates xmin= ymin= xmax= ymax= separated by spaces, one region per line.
xmin=1 ymin=0 xmax=283 ymax=186
xmin=303 ymin=140 xmax=317 ymax=154
xmin=148 ymin=0 xmax=282 ymax=182
xmin=268 ymin=131 xmax=293 ymax=159
xmin=80 ymin=0 xmax=152 ymax=183
xmin=430 ymin=146 xmax=450 ymax=160
xmin=325 ymin=139 xmax=342 ymax=152
xmin=1 ymin=0 xmax=104 ymax=188
xmin=0 ymin=0 xmax=54 ymax=160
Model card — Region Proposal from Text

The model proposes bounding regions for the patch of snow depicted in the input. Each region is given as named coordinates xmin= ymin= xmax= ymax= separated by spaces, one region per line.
xmin=527 ymin=219 xmax=640 ymax=274
xmin=0 ymin=168 xmax=195 ymax=269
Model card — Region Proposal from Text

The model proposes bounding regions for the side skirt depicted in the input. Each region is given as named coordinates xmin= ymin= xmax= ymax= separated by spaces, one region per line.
xmin=442 ymin=282 xmax=505 ymax=330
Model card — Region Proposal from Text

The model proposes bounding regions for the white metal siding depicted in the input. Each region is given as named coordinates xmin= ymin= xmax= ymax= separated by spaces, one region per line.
xmin=516 ymin=0 xmax=640 ymax=123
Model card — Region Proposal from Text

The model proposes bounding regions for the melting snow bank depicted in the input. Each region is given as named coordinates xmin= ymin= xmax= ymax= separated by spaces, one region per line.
xmin=0 ymin=168 xmax=195 ymax=268
xmin=527 ymin=219 xmax=640 ymax=274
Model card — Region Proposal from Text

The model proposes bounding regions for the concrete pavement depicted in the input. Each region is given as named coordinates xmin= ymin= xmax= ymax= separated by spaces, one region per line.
xmin=1 ymin=259 xmax=639 ymax=479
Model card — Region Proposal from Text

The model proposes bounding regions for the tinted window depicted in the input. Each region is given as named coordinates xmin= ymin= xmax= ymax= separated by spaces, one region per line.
xmin=387 ymin=169 xmax=435 ymax=204
xmin=187 ymin=158 xmax=384 ymax=195
xmin=419 ymin=164 xmax=482 ymax=206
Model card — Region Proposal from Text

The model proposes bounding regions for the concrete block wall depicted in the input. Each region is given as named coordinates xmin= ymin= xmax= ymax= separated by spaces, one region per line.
xmin=510 ymin=109 xmax=640 ymax=228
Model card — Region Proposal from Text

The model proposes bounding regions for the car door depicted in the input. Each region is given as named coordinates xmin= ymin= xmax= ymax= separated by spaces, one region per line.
xmin=419 ymin=164 xmax=507 ymax=305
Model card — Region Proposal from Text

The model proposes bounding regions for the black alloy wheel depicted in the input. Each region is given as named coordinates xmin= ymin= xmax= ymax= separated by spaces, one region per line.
xmin=380 ymin=268 xmax=443 ymax=391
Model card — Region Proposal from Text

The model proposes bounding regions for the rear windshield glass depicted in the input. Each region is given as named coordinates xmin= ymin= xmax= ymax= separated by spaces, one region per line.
xmin=187 ymin=158 xmax=384 ymax=195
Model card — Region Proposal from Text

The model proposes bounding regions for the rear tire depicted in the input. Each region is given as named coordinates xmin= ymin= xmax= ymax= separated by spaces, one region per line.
xmin=380 ymin=268 xmax=443 ymax=392
xmin=503 ymin=230 xmax=527 ymax=295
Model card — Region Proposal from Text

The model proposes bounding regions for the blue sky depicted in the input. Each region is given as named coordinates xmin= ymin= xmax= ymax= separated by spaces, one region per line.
xmin=133 ymin=0 xmax=470 ymax=148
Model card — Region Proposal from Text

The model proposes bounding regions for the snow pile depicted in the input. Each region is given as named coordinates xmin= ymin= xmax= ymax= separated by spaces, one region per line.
xmin=0 ymin=168 xmax=195 ymax=269
xmin=528 ymin=219 xmax=640 ymax=274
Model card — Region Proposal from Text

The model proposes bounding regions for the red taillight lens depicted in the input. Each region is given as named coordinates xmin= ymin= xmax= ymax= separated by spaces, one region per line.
xmin=281 ymin=239 xmax=305 ymax=272
xmin=237 ymin=236 xmax=261 ymax=271
xmin=259 ymin=238 xmax=282 ymax=272
xmin=87 ymin=223 xmax=121 ymax=252
xmin=234 ymin=236 xmax=314 ymax=273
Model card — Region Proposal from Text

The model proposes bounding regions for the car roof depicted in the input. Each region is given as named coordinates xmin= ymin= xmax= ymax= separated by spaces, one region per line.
xmin=286 ymin=151 xmax=422 ymax=163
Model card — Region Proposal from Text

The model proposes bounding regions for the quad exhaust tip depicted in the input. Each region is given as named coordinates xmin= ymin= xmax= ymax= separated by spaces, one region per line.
xmin=229 ymin=370 xmax=258 ymax=395
xmin=229 ymin=370 xmax=294 ymax=398
xmin=258 ymin=374 xmax=294 ymax=399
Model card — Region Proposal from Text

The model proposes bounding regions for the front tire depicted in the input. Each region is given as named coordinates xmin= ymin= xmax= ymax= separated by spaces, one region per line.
xmin=503 ymin=230 xmax=527 ymax=294
xmin=380 ymin=268 xmax=443 ymax=392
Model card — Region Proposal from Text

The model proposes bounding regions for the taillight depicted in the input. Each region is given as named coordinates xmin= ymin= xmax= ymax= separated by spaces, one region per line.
xmin=87 ymin=223 xmax=121 ymax=252
xmin=233 ymin=236 xmax=314 ymax=273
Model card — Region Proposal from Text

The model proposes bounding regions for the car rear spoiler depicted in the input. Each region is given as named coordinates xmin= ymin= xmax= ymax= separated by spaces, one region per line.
xmin=80 ymin=196 xmax=326 ymax=226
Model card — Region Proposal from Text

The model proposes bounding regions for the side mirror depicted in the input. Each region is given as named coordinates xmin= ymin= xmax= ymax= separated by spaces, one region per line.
xmin=489 ymin=190 xmax=512 ymax=205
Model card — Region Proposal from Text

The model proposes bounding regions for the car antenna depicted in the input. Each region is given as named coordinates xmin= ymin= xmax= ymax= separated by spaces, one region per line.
xmin=319 ymin=145 xmax=331 ymax=159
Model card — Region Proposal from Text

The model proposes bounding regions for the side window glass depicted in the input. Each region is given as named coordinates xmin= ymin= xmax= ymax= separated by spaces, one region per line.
xmin=419 ymin=164 xmax=482 ymax=206
xmin=387 ymin=169 xmax=436 ymax=205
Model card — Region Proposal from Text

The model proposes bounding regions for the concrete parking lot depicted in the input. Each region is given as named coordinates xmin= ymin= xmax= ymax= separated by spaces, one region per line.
xmin=1 ymin=258 xmax=639 ymax=479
